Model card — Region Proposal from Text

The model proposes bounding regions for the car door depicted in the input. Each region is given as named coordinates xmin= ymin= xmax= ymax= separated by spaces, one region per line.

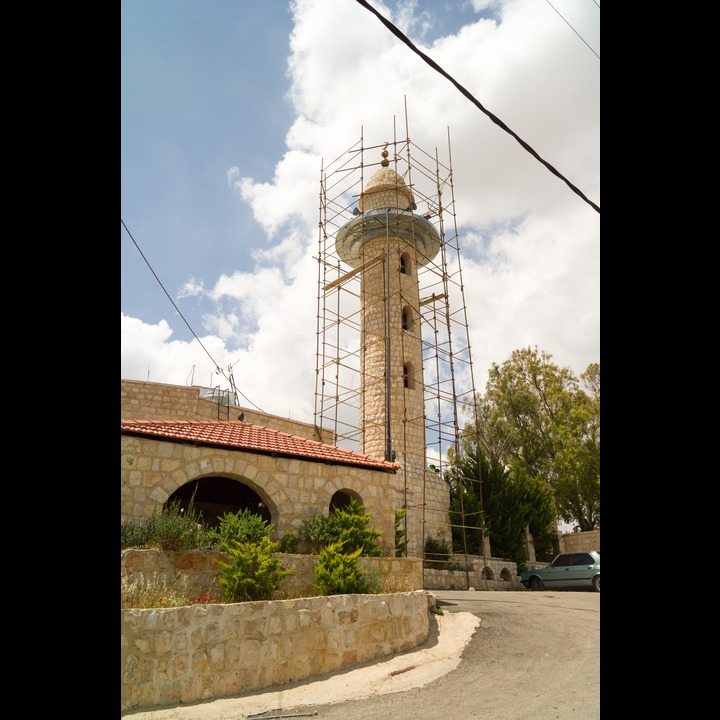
xmin=567 ymin=552 xmax=595 ymax=588
xmin=541 ymin=553 xmax=576 ymax=588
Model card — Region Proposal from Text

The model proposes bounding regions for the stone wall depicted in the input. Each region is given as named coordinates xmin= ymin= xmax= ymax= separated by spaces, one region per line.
xmin=423 ymin=555 xmax=522 ymax=591
xmin=121 ymin=549 xmax=424 ymax=600
xmin=558 ymin=529 xmax=600 ymax=553
xmin=121 ymin=379 xmax=333 ymax=443
xmin=121 ymin=589 xmax=433 ymax=712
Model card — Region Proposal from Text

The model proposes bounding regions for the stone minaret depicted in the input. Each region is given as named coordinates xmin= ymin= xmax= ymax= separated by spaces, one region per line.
xmin=335 ymin=149 xmax=446 ymax=557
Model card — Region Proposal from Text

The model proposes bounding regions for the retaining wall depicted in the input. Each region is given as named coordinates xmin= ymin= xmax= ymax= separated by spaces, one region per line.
xmin=121 ymin=549 xmax=424 ymax=600
xmin=121 ymin=589 xmax=432 ymax=712
xmin=424 ymin=555 xmax=522 ymax=591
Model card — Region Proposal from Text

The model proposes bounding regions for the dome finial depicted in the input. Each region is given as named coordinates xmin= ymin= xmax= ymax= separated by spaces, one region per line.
xmin=381 ymin=142 xmax=389 ymax=167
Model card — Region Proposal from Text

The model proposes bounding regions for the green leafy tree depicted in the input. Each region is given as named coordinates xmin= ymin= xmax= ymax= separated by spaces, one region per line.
xmin=313 ymin=542 xmax=378 ymax=595
xmin=448 ymin=448 xmax=557 ymax=568
xmin=217 ymin=536 xmax=292 ymax=603
xmin=329 ymin=498 xmax=383 ymax=557
xmin=463 ymin=346 xmax=599 ymax=531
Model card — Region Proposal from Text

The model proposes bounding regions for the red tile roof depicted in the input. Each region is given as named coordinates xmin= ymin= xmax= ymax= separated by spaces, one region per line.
xmin=121 ymin=419 xmax=399 ymax=472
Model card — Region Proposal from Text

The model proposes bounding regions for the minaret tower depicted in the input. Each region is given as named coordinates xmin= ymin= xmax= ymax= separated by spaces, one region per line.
xmin=334 ymin=148 xmax=444 ymax=556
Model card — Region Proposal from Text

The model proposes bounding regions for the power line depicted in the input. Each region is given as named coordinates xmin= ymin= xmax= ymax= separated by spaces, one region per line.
xmin=121 ymin=218 xmax=266 ymax=413
xmin=544 ymin=0 xmax=599 ymax=60
xmin=354 ymin=0 xmax=599 ymax=214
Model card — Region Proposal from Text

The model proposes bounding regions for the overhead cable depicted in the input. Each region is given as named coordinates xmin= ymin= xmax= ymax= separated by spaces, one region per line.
xmin=354 ymin=0 xmax=600 ymax=214
xmin=121 ymin=218 xmax=266 ymax=413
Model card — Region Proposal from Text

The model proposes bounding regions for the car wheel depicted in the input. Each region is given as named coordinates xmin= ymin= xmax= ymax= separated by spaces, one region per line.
xmin=530 ymin=576 xmax=544 ymax=591
xmin=592 ymin=575 xmax=600 ymax=592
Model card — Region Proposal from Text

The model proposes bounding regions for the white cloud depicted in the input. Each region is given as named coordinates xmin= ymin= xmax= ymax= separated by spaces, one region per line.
xmin=122 ymin=0 xmax=599 ymax=423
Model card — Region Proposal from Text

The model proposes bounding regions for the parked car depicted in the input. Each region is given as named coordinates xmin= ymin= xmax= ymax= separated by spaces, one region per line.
xmin=520 ymin=550 xmax=600 ymax=592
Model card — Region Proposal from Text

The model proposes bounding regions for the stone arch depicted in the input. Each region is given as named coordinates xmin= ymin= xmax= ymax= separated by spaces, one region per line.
xmin=399 ymin=252 xmax=413 ymax=277
xmin=500 ymin=567 xmax=513 ymax=582
xmin=402 ymin=305 xmax=414 ymax=331
xmin=481 ymin=566 xmax=495 ymax=580
xmin=403 ymin=361 xmax=416 ymax=389
xmin=144 ymin=451 xmax=288 ymax=531
xmin=165 ymin=476 xmax=273 ymax=528
xmin=329 ymin=488 xmax=363 ymax=517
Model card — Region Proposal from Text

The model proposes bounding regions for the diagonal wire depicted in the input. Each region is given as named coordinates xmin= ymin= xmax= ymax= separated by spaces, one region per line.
xmin=354 ymin=0 xmax=599 ymax=214
xmin=545 ymin=0 xmax=600 ymax=60
xmin=121 ymin=218 xmax=266 ymax=412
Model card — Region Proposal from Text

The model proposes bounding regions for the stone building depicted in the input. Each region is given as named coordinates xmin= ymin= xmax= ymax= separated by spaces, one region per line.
xmin=122 ymin=137 xmax=475 ymax=561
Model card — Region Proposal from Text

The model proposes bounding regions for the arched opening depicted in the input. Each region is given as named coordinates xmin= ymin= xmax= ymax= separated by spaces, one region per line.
xmin=403 ymin=362 xmax=416 ymax=389
xmin=329 ymin=489 xmax=362 ymax=517
xmin=165 ymin=476 xmax=271 ymax=528
xmin=500 ymin=567 xmax=513 ymax=582
xmin=400 ymin=252 xmax=412 ymax=277
xmin=402 ymin=305 xmax=413 ymax=331
xmin=481 ymin=566 xmax=495 ymax=581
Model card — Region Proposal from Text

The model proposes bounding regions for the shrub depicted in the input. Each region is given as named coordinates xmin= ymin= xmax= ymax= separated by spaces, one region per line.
xmin=217 ymin=536 xmax=293 ymax=603
xmin=424 ymin=535 xmax=452 ymax=570
xmin=208 ymin=508 xmax=273 ymax=550
xmin=329 ymin=499 xmax=383 ymax=557
xmin=121 ymin=494 xmax=211 ymax=552
xmin=121 ymin=519 xmax=150 ymax=549
xmin=301 ymin=513 xmax=333 ymax=553
xmin=313 ymin=542 xmax=379 ymax=595
xmin=277 ymin=530 xmax=299 ymax=553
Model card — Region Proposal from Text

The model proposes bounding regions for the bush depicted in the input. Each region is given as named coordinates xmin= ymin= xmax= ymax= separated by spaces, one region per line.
xmin=301 ymin=513 xmax=333 ymax=553
xmin=277 ymin=530 xmax=299 ymax=553
xmin=208 ymin=508 xmax=273 ymax=550
xmin=424 ymin=535 xmax=452 ymax=570
xmin=217 ymin=536 xmax=293 ymax=603
xmin=329 ymin=499 xmax=383 ymax=557
xmin=121 ymin=499 xmax=210 ymax=552
xmin=313 ymin=542 xmax=379 ymax=595
xmin=121 ymin=519 xmax=150 ymax=549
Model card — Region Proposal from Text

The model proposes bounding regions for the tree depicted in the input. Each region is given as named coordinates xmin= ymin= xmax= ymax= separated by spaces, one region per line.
xmin=462 ymin=347 xmax=600 ymax=532
xmin=447 ymin=446 xmax=557 ymax=568
xmin=329 ymin=498 xmax=383 ymax=557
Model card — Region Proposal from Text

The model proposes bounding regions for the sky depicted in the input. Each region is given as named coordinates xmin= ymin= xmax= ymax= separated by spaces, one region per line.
xmin=121 ymin=0 xmax=600 ymax=427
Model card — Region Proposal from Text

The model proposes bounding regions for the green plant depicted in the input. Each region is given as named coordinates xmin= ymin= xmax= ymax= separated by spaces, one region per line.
xmin=313 ymin=542 xmax=379 ymax=595
xmin=301 ymin=513 xmax=333 ymax=553
xmin=424 ymin=535 xmax=452 ymax=570
xmin=121 ymin=493 xmax=211 ymax=551
xmin=208 ymin=508 xmax=273 ymax=550
xmin=146 ymin=499 xmax=210 ymax=551
xmin=217 ymin=536 xmax=293 ymax=602
xmin=277 ymin=530 xmax=299 ymax=553
xmin=394 ymin=508 xmax=408 ymax=557
xmin=329 ymin=499 xmax=383 ymax=557
xmin=121 ymin=519 xmax=150 ymax=549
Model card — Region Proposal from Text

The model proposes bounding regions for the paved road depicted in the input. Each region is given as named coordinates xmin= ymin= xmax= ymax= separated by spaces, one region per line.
xmin=123 ymin=590 xmax=600 ymax=720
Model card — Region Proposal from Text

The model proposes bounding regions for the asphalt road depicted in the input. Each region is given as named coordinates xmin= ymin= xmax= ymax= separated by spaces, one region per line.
xmin=123 ymin=589 xmax=600 ymax=720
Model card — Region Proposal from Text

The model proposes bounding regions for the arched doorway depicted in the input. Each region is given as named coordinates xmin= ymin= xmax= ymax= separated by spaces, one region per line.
xmin=329 ymin=489 xmax=363 ymax=517
xmin=165 ymin=476 xmax=271 ymax=528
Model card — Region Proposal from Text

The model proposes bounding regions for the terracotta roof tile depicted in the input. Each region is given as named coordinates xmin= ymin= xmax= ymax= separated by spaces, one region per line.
xmin=120 ymin=419 xmax=399 ymax=472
